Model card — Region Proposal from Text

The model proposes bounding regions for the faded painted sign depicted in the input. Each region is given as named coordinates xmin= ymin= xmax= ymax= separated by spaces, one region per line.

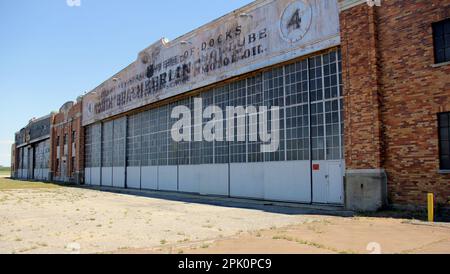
xmin=82 ymin=0 xmax=340 ymax=126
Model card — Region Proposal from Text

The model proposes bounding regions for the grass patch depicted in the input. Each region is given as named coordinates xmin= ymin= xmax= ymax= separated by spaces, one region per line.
xmin=0 ymin=167 xmax=11 ymax=177
xmin=0 ymin=171 xmax=10 ymax=177
xmin=0 ymin=177 xmax=60 ymax=191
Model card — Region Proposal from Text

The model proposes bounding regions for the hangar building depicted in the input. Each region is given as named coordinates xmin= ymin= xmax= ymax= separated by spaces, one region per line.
xmin=11 ymin=0 xmax=450 ymax=212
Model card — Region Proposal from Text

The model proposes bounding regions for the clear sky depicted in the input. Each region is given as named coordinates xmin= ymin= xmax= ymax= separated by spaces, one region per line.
xmin=0 ymin=0 xmax=254 ymax=167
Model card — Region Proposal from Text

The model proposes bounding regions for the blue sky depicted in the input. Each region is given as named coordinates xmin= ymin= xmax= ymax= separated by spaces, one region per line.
xmin=0 ymin=0 xmax=254 ymax=166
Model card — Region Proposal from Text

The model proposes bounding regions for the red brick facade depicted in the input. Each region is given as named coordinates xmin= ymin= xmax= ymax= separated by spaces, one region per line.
xmin=51 ymin=101 xmax=84 ymax=184
xmin=340 ymin=0 xmax=450 ymax=208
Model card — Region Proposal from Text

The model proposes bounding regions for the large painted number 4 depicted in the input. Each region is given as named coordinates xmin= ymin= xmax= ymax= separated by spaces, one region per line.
xmin=287 ymin=9 xmax=302 ymax=30
xmin=366 ymin=0 xmax=381 ymax=7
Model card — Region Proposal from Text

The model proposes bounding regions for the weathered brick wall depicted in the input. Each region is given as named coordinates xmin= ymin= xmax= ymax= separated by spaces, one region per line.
xmin=340 ymin=0 xmax=450 ymax=208
xmin=340 ymin=3 xmax=383 ymax=171
xmin=51 ymin=112 xmax=64 ymax=179
xmin=70 ymin=102 xmax=84 ymax=183
xmin=50 ymin=102 xmax=84 ymax=182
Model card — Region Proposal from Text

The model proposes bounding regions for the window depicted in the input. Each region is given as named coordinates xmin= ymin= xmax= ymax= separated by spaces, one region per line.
xmin=433 ymin=18 xmax=450 ymax=64
xmin=72 ymin=130 xmax=76 ymax=143
xmin=439 ymin=112 xmax=450 ymax=170
xmin=56 ymin=136 xmax=60 ymax=147
xmin=63 ymin=134 xmax=68 ymax=145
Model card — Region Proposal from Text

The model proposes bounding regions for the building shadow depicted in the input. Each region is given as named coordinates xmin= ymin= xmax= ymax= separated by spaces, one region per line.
xmin=71 ymin=185 xmax=355 ymax=218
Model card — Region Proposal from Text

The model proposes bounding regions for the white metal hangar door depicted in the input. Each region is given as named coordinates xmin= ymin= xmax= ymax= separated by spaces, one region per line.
xmin=308 ymin=51 xmax=345 ymax=205
xmin=84 ymin=123 xmax=102 ymax=186
xmin=83 ymin=49 xmax=344 ymax=205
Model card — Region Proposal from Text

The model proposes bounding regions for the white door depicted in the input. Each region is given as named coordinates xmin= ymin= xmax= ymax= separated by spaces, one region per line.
xmin=312 ymin=161 xmax=328 ymax=204
xmin=327 ymin=161 xmax=344 ymax=204
xmin=312 ymin=161 xmax=344 ymax=205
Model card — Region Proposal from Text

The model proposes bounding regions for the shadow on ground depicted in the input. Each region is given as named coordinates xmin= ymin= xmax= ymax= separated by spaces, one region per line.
xmin=77 ymin=185 xmax=355 ymax=218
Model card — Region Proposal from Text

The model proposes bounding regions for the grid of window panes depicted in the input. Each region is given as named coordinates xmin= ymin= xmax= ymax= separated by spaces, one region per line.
xmin=214 ymin=85 xmax=230 ymax=164
xmin=113 ymin=118 xmax=126 ymax=167
xmin=127 ymin=114 xmax=142 ymax=167
xmin=157 ymin=105 xmax=169 ymax=166
xmin=176 ymin=98 xmax=192 ymax=165
xmin=84 ymin=125 xmax=93 ymax=168
xmin=338 ymin=50 xmax=344 ymax=158
xmin=23 ymin=148 xmax=28 ymax=170
xmin=229 ymin=79 xmax=247 ymax=163
xmin=102 ymin=121 xmax=113 ymax=167
xmin=201 ymin=91 xmax=215 ymax=164
xmin=19 ymin=148 xmax=24 ymax=170
xmin=439 ymin=112 xmax=450 ymax=170
xmin=141 ymin=109 xmax=158 ymax=166
xmin=433 ymin=19 xmax=450 ymax=64
xmin=263 ymin=67 xmax=285 ymax=162
xmin=91 ymin=124 xmax=102 ymax=167
xmin=190 ymin=95 xmax=203 ymax=165
xmin=34 ymin=140 xmax=50 ymax=169
xmin=247 ymin=74 xmax=264 ymax=163
xmin=285 ymin=59 xmax=310 ymax=161
xmin=323 ymin=50 xmax=343 ymax=160
xmin=85 ymin=49 xmax=344 ymax=170
xmin=34 ymin=142 xmax=44 ymax=169
xmin=43 ymin=140 xmax=50 ymax=169
xmin=309 ymin=54 xmax=325 ymax=161
xmin=168 ymin=101 xmax=179 ymax=166
xmin=286 ymin=104 xmax=310 ymax=161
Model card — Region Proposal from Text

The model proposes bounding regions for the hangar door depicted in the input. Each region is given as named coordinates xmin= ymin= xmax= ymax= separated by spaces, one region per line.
xmin=308 ymin=52 xmax=345 ymax=205
xmin=83 ymin=49 xmax=344 ymax=205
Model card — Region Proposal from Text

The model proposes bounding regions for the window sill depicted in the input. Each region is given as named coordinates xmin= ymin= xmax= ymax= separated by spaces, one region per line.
xmin=431 ymin=61 xmax=450 ymax=68
xmin=438 ymin=170 xmax=450 ymax=174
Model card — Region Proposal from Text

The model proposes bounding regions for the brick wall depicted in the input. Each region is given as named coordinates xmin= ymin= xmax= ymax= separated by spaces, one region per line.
xmin=340 ymin=0 xmax=450 ymax=208
xmin=51 ymin=102 xmax=84 ymax=183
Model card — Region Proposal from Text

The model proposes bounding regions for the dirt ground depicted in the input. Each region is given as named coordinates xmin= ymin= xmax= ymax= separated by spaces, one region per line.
xmin=0 ymin=179 xmax=449 ymax=254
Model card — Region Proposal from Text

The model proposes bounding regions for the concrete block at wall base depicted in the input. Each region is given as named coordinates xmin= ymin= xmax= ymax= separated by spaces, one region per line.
xmin=345 ymin=169 xmax=388 ymax=212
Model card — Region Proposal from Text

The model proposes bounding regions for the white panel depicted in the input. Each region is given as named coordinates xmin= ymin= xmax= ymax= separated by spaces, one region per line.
xmin=199 ymin=164 xmax=229 ymax=196
xmin=179 ymin=165 xmax=229 ymax=196
xmin=312 ymin=161 xmax=328 ymax=204
xmin=178 ymin=165 xmax=200 ymax=194
xmin=230 ymin=163 xmax=264 ymax=199
xmin=91 ymin=167 xmax=101 ymax=186
xmin=158 ymin=166 xmax=178 ymax=191
xmin=264 ymin=161 xmax=311 ymax=203
xmin=101 ymin=167 xmax=113 ymax=187
xmin=126 ymin=167 xmax=141 ymax=189
xmin=141 ymin=166 xmax=158 ymax=190
xmin=85 ymin=168 xmax=91 ymax=185
xmin=113 ymin=167 xmax=125 ymax=188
